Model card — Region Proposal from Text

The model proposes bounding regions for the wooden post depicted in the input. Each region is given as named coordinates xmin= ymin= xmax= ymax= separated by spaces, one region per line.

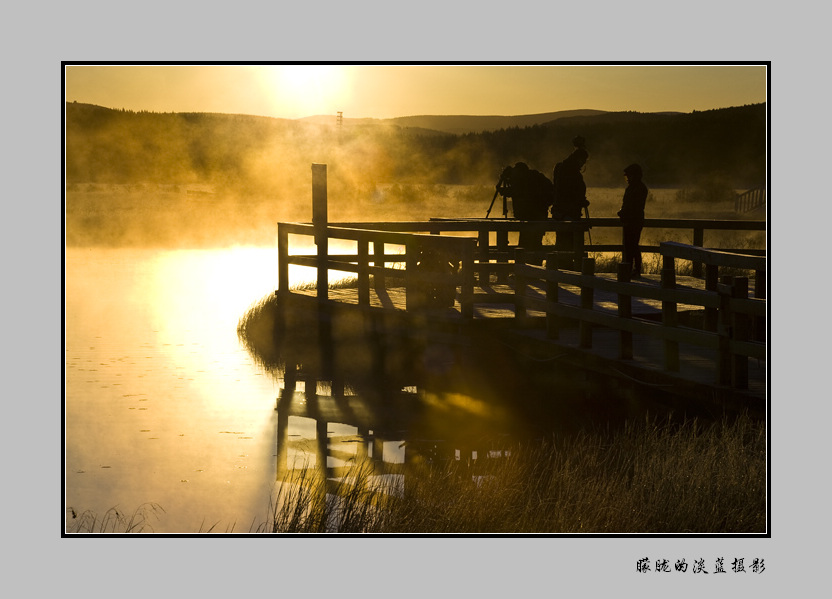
xmin=573 ymin=222 xmax=585 ymax=269
xmin=316 ymin=415 xmax=329 ymax=482
xmin=617 ymin=262 xmax=633 ymax=359
xmin=704 ymin=263 xmax=719 ymax=332
xmin=497 ymin=229 xmax=509 ymax=283
xmin=477 ymin=229 xmax=489 ymax=284
xmin=372 ymin=436 xmax=384 ymax=463
xmin=312 ymin=164 xmax=328 ymax=300
xmin=461 ymin=239 xmax=475 ymax=321
xmin=358 ymin=238 xmax=369 ymax=306
xmin=579 ymin=257 xmax=595 ymax=348
xmin=692 ymin=226 xmax=704 ymax=278
xmin=753 ymin=269 xmax=766 ymax=342
xmin=405 ymin=238 xmax=418 ymax=311
xmin=717 ymin=275 xmax=733 ymax=386
xmin=546 ymin=253 xmax=559 ymax=339
xmin=514 ymin=248 xmax=528 ymax=326
xmin=373 ymin=240 xmax=385 ymax=291
xmin=754 ymin=269 xmax=766 ymax=300
xmin=275 ymin=385 xmax=292 ymax=477
xmin=731 ymin=277 xmax=750 ymax=389
xmin=661 ymin=254 xmax=679 ymax=371
xmin=277 ymin=222 xmax=289 ymax=296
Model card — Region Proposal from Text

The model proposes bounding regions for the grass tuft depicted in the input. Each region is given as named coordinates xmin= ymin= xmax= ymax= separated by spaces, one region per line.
xmin=66 ymin=414 xmax=765 ymax=534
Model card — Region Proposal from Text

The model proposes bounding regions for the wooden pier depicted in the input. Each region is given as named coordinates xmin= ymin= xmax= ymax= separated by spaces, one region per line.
xmin=274 ymin=165 xmax=767 ymax=421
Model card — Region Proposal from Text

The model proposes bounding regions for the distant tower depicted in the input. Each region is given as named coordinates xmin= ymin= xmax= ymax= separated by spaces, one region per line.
xmin=336 ymin=111 xmax=343 ymax=144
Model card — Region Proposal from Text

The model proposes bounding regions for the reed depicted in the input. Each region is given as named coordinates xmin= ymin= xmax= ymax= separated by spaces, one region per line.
xmin=65 ymin=502 xmax=165 ymax=533
xmin=251 ymin=413 xmax=766 ymax=534
xmin=66 ymin=414 xmax=765 ymax=534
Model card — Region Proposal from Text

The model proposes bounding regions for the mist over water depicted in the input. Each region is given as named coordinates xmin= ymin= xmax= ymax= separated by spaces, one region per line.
xmin=63 ymin=97 xmax=768 ymax=532
xmin=65 ymin=247 xmax=284 ymax=532
xmin=64 ymin=175 xmax=764 ymax=533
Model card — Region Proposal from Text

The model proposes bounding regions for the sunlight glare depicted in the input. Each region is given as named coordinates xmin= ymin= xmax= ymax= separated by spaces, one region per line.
xmin=270 ymin=65 xmax=351 ymax=118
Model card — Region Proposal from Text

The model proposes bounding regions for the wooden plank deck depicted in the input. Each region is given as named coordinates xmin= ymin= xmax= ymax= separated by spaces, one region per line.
xmin=289 ymin=273 xmax=766 ymax=409
xmin=294 ymin=273 xmax=715 ymax=319
xmin=508 ymin=325 xmax=766 ymax=411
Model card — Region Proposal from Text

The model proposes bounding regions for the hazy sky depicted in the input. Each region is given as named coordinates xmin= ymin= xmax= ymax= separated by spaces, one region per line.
xmin=64 ymin=64 xmax=767 ymax=120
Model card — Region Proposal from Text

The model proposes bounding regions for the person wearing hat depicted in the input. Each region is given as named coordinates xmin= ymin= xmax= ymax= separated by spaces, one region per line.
xmin=618 ymin=163 xmax=648 ymax=277
xmin=499 ymin=162 xmax=553 ymax=262
xmin=551 ymin=136 xmax=590 ymax=257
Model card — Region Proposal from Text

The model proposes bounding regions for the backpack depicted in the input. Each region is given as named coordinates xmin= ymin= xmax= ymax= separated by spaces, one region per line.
xmin=552 ymin=160 xmax=587 ymax=219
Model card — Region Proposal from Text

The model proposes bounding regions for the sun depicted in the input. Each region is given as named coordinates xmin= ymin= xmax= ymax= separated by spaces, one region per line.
xmin=270 ymin=65 xmax=351 ymax=118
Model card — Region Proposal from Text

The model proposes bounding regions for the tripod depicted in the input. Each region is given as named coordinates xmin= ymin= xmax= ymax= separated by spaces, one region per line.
xmin=486 ymin=171 xmax=511 ymax=218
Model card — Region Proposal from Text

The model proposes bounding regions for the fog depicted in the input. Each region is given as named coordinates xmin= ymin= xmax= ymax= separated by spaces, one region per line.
xmin=65 ymin=103 xmax=765 ymax=248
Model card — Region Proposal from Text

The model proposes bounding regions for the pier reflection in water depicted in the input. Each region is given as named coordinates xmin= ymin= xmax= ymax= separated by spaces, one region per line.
xmin=65 ymin=247 xmax=671 ymax=533
xmin=241 ymin=289 xmax=654 ymax=507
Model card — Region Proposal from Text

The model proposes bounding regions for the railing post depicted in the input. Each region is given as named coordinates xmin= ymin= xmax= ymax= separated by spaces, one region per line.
xmin=704 ymin=263 xmax=719 ymax=332
xmin=312 ymin=164 xmax=328 ymax=301
xmin=753 ymin=268 xmax=766 ymax=342
xmin=692 ymin=226 xmax=704 ymax=278
xmin=461 ymin=239 xmax=475 ymax=321
xmin=617 ymin=262 xmax=633 ymax=359
xmin=514 ymin=248 xmax=528 ymax=327
xmin=275 ymin=223 xmax=290 ymax=337
xmin=373 ymin=240 xmax=385 ymax=291
xmin=731 ymin=277 xmax=750 ymax=390
xmin=405 ymin=238 xmax=418 ymax=311
xmin=717 ymin=275 xmax=733 ymax=386
xmin=477 ymin=229 xmax=490 ymax=284
xmin=579 ymin=257 xmax=595 ymax=348
xmin=358 ymin=238 xmax=369 ymax=306
xmin=661 ymin=254 xmax=679 ymax=371
xmin=277 ymin=222 xmax=289 ymax=296
xmin=497 ymin=229 xmax=509 ymax=283
xmin=546 ymin=253 xmax=559 ymax=339
xmin=572 ymin=223 xmax=585 ymax=270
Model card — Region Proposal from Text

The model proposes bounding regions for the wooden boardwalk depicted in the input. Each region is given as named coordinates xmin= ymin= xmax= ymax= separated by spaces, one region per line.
xmin=289 ymin=268 xmax=766 ymax=412
xmin=276 ymin=169 xmax=766 ymax=418
xmin=296 ymin=273 xmax=718 ymax=319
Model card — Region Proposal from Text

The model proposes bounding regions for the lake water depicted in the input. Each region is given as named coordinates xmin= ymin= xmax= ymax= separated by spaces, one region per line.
xmin=65 ymin=246 xmax=293 ymax=532
xmin=64 ymin=245 xmax=529 ymax=533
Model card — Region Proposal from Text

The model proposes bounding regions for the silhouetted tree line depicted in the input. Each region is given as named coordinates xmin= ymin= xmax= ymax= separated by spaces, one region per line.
xmin=65 ymin=102 xmax=766 ymax=191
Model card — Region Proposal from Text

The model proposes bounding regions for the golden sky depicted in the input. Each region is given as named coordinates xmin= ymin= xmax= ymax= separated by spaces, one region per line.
xmin=65 ymin=64 xmax=767 ymax=120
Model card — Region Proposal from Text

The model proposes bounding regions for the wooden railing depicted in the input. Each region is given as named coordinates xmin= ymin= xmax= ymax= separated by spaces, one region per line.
xmin=514 ymin=242 xmax=766 ymax=390
xmin=322 ymin=217 xmax=765 ymax=279
xmin=276 ymin=217 xmax=766 ymax=390
xmin=277 ymin=222 xmax=478 ymax=318
xmin=735 ymin=187 xmax=766 ymax=213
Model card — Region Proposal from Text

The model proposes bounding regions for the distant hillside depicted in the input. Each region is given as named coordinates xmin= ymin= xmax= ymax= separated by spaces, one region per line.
xmin=302 ymin=110 xmax=610 ymax=134
xmin=65 ymin=102 xmax=766 ymax=190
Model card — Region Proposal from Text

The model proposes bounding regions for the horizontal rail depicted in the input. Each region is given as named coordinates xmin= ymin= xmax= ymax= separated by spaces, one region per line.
xmin=517 ymin=264 xmax=725 ymax=309
xmin=277 ymin=219 xmax=766 ymax=392
xmin=285 ymin=217 xmax=766 ymax=233
xmin=661 ymin=241 xmax=766 ymax=271
xmin=278 ymin=221 xmax=477 ymax=318
xmin=515 ymin=246 xmax=765 ymax=391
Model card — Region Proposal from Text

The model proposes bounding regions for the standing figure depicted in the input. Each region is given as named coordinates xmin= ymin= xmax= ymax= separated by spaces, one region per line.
xmin=496 ymin=162 xmax=553 ymax=261
xmin=551 ymin=136 xmax=590 ymax=254
xmin=618 ymin=163 xmax=648 ymax=277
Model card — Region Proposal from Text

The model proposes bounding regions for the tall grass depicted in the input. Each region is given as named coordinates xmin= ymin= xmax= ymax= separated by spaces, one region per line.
xmin=67 ymin=414 xmax=764 ymax=534
xmin=65 ymin=503 xmax=165 ymax=533
xmin=367 ymin=414 xmax=766 ymax=534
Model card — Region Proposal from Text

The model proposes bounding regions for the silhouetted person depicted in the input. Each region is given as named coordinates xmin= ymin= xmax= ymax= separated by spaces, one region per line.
xmin=551 ymin=136 xmax=590 ymax=255
xmin=414 ymin=246 xmax=459 ymax=309
xmin=618 ymin=163 xmax=648 ymax=277
xmin=496 ymin=162 xmax=553 ymax=262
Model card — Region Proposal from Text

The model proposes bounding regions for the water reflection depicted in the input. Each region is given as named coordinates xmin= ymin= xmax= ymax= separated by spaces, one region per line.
xmin=242 ymin=285 xmax=610 ymax=494
xmin=66 ymin=246 xmax=527 ymax=533
xmin=65 ymin=245 xmax=634 ymax=533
